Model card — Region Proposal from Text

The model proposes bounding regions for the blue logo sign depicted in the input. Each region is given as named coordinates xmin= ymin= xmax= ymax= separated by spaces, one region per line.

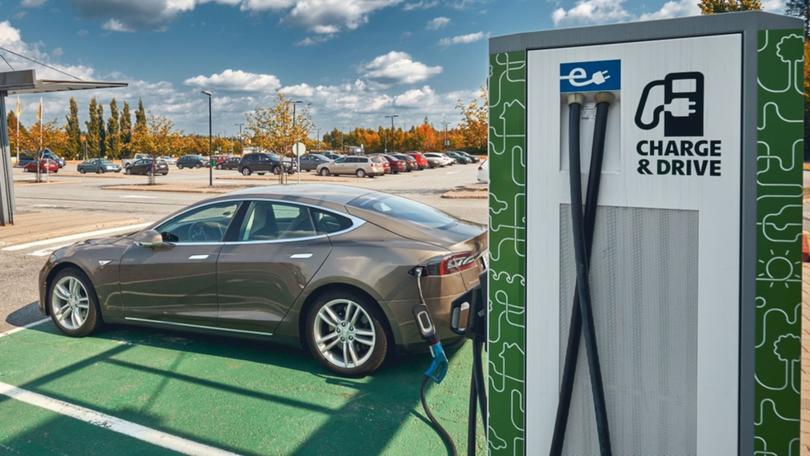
xmin=560 ymin=59 xmax=621 ymax=93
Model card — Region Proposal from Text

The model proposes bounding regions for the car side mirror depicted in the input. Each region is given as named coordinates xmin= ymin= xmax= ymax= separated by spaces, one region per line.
xmin=133 ymin=229 xmax=166 ymax=248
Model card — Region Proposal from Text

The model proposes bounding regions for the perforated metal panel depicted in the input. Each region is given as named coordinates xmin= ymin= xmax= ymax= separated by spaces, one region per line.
xmin=559 ymin=205 xmax=699 ymax=455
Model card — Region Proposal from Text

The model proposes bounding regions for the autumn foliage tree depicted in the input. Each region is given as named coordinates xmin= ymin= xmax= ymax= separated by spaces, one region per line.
xmin=698 ymin=0 xmax=761 ymax=13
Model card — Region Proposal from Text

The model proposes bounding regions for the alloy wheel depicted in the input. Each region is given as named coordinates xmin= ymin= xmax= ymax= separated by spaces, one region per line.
xmin=51 ymin=276 xmax=90 ymax=331
xmin=313 ymin=299 xmax=376 ymax=369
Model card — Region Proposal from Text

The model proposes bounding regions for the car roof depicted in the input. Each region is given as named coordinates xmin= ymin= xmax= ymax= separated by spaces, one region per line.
xmin=229 ymin=184 xmax=374 ymax=206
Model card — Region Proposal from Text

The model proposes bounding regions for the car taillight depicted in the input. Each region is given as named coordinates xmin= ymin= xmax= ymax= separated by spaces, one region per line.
xmin=424 ymin=252 xmax=478 ymax=276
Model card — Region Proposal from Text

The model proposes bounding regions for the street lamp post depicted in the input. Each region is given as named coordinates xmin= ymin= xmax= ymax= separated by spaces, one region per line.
xmin=201 ymin=90 xmax=213 ymax=187
xmin=289 ymin=100 xmax=303 ymax=185
xmin=384 ymin=114 xmax=398 ymax=153
xmin=234 ymin=123 xmax=243 ymax=152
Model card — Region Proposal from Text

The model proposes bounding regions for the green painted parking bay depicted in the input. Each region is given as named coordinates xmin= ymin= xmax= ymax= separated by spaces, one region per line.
xmin=0 ymin=322 xmax=484 ymax=455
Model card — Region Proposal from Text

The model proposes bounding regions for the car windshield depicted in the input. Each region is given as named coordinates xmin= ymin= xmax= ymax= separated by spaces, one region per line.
xmin=348 ymin=193 xmax=457 ymax=230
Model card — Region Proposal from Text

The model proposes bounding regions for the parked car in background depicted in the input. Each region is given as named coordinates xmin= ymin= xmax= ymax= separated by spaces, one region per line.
xmin=393 ymin=153 xmax=418 ymax=172
xmin=77 ymin=158 xmax=121 ymax=174
xmin=158 ymin=156 xmax=176 ymax=166
xmin=316 ymin=156 xmax=384 ymax=178
xmin=407 ymin=152 xmax=428 ymax=170
xmin=370 ymin=155 xmax=390 ymax=174
xmin=216 ymin=156 xmax=241 ymax=170
xmin=458 ymin=151 xmax=479 ymax=163
xmin=238 ymin=153 xmax=296 ymax=176
xmin=380 ymin=154 xmax=407 ymax=174
xmin=422 ymin=153 xmax=445 ymax=168
xmin=177 ymin=155 xmax=207 ymax=169
xmin=299 ymin=154 xmax=331 ymax=172
xmin=122 ymin=153 xmax=152 ymax=169
xmin=446 ymin=151 xmax=472 ymax=164
xmin=16 ymin=153 xmax=36 ymax=168
xmin=477 ymin=159 xmax=488 ymax=184
xmin=24 ymin=158 xmax=59 ymax=174
xmin=41 ymin=149 xmax=66 ymax=168
xmin=39 ymin=184 xmax=486 ymax=376
xmin=125 ymin=158 xmax=169 ymax=176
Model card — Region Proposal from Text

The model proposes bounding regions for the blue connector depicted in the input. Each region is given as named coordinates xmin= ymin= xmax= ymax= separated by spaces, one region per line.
xmin=424 ymin=341 xmax=449 ymax=384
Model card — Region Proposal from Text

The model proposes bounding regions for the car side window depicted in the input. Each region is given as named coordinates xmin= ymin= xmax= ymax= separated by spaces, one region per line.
xmin=335 ymin=157 xmax=347 ymax=163
xmin=311 ymin=209 xmax=353 ymax=234
xmin=156 ymin=201 xmax=239 ymax=243
xmin=238 ymin=201 xmax=317 ymax=241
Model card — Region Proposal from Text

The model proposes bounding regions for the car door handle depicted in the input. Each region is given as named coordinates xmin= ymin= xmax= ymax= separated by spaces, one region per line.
xmin=188 ymin=254 xmax=210 ymax=260
xmin=290 ymin=253 xmax=313 ymax=259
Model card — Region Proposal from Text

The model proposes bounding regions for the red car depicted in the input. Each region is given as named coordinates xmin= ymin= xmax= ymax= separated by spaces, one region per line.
xmin=407 ymin=152 xmax=428 ymax=170
xmin=24 ymin=159 xmax=59 ymax=173
xmin=393 ymin=153 xmax=418 ymax=172
xmin=383 ymin=154 xmax=407 ymax=173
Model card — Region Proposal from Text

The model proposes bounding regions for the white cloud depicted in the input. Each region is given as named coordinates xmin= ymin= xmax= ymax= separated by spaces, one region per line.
xmin=552 ymin=0 xmax=631 ymax=26
xmin=0 ymin=21 xmax=23 ymax=46
xmin=638 ymin=0 xmax=699 ymax=20
xmin=394 ymin=85 xmax=435 ymax=107
xmin=439 ymin=31 xmax=485 ymax=46
xmin=362 ymin=51 xmax=442 ymax=85
xmin=403 ymin=0 xmax=438 ymax=10
xmin=184 ymin=69 xmax=282 ymax=92
xmin=426 ymin=16 xmax=450 ymax=30
xmin=20 ymin=0 xmax=47 ymax=7
xmin=279 ymin=83 xmax=315 ymax=97
xmin=761 ymin=0 xmax=785 ymax=12
xmin=102 ymin=18 xmax=134 ymax=32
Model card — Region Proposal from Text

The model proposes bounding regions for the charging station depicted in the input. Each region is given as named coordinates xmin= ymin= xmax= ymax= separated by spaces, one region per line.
xmin=487 ymin=12 xmax=804 ymax=456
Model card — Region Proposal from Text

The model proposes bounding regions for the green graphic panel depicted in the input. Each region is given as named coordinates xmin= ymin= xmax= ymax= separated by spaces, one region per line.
xmin=755 ymin=29 xmax=803 ymax=456
xmin=488 ymin=51 xmax=526 ymax=455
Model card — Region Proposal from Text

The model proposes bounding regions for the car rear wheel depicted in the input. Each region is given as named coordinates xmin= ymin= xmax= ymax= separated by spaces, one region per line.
xmin=356 ymin=169 xmax=366 ymax=178
xmin=241 ymin=167 xmax=252 ymax=176
xmin=306 ymin=291 xmax=389 ymax=376
xmin=48 ymin=268 xmax=101 ymax=337
xmin=124 ymin=167 xmax=131 ymax=175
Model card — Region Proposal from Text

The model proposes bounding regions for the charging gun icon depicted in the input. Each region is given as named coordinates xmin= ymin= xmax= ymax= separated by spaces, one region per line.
xmin=634 ymin=71 xmax=704 ymax=137
xmin=560 ymin=67 xmax=611 ymax=88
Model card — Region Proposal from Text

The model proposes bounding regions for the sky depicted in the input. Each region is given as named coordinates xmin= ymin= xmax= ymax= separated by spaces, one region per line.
xmin=0 ymin=0 xmax=788 ymax=137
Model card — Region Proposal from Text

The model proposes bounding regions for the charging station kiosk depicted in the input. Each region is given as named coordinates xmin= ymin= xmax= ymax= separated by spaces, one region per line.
xmin=487 ymin=12 xmax=804 ymax=456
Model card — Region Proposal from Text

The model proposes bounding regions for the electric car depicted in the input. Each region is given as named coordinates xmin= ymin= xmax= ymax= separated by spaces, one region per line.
xmin=38 ymin=184 xmax=486 ymax=376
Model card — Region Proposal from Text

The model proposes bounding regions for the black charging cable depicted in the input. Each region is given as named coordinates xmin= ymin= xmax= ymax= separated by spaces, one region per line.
xmin=549 ymin=92 xmax=614 ymax=456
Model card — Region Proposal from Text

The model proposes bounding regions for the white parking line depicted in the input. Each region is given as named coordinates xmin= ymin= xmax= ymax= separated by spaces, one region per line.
xmin=28 ymin=243 xmax=77 ymax=257
xmin=2 ymin=222 xmax=152 ymax=252
xmin=0 ymin=381 xmax=240 ymax=456
xmin=0 ymin=318 xmax=49 ymax=339
xmin=120 ymin=194 xmax=158 ymax=199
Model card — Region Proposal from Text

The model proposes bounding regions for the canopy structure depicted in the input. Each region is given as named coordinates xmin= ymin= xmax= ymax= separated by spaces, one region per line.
xmin=0 ymin=69 xmax=127 ymax=225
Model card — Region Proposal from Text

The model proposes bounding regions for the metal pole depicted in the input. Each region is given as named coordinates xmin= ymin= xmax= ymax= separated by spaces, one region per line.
xmin=208 ymin=95 xmax=212 ymax=187
xmin=0 ymin=91 xmax=16 ymax=225
xmin=293 ymin=102 xmax=299 ymax=185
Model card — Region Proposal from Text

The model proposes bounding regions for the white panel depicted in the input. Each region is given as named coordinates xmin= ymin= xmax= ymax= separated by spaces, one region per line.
xmin=526 ymin=34 xmax=742 ymax=455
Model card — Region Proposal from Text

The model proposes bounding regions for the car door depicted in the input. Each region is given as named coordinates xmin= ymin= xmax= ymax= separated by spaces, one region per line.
xmin=331 ymin=157 xmax=347 ymax=174
xmin=217 ymin=200 xmax=332 ymax=334
xmin=119 ymin=200 xmax=241 ymax=326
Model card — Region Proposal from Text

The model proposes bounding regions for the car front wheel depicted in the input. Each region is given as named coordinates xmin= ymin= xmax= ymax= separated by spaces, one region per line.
xmin=319 ymin=168 xmax=330 ymax=176
xmin=306 ymin=291 xmax=389 ymax=376
xmin=124 ymin=167 xmax=131 ymax=175
xmin=48 ymin=268 xmax=101 ymax=337
xmin=241 ymin=167 xmax=252 ymax=176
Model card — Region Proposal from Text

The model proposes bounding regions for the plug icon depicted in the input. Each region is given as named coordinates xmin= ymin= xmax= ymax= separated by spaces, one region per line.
xmin=665 ymin=98 xmax=697 ymax=118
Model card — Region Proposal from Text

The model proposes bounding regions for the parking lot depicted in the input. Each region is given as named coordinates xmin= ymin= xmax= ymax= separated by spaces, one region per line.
xmin=0 ymin=160 xmax=486 ymax=455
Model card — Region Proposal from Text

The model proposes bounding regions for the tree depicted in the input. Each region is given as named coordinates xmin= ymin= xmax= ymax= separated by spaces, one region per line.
xmin=245 ymin=92 xmax=314 ymax=155
xmin=106 ymin=99 xmax=121 ymax=158
xmin=140 ymin=114 xmax=179 ymax=156
xmin=97 ymin=104 xmax=106 ymax=158
xmin=456 ymin=87 xmax=488 ymax=153
xmin=785 ymin=0 xmax=809 ymax=36
xmin=64 ymin=98 xmax=81 ymax=159
xmin=85 ymin=98 xmax=101 ymax=158
xmin=120 ymin=101 xmax=132 ymax=157
xmin=698 ymin=0 xmax=761 ymax=13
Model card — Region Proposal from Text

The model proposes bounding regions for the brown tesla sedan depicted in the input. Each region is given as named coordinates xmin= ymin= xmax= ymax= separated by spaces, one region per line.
xmin=38 ymin=184 xmax=486 ymax=376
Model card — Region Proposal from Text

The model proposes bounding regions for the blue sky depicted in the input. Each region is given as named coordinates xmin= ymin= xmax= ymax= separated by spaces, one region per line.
xmin=0 ymin=0 xmax=786 ymax=136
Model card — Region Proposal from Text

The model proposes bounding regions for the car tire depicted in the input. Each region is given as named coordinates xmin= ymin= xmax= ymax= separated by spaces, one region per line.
xmin=124 ymin=167 xmax=131 ymax=175
xmin=319 ymin=168 xmax=330 ymax=177
xmin=177 ymin=164 xmax=184 ymax=169
xmin=195 ymin=163 xmax=202 ymax=169
xmin=272 ymin=166 xmax=282 ymax=175
xmin=96 ymin=168 xmax=102 ymax=174
xmin=241 ymin=167 xmax=252 ymax=176
xmin=79 ymin=169 xmax=86 ymax=174
xmin=48 ymin=267 xmax=102 ymax=337
xmin=356 ymin=169 xmax=366 ymax=178
xmin=305 ymin=289 xmax=389 ymax=377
